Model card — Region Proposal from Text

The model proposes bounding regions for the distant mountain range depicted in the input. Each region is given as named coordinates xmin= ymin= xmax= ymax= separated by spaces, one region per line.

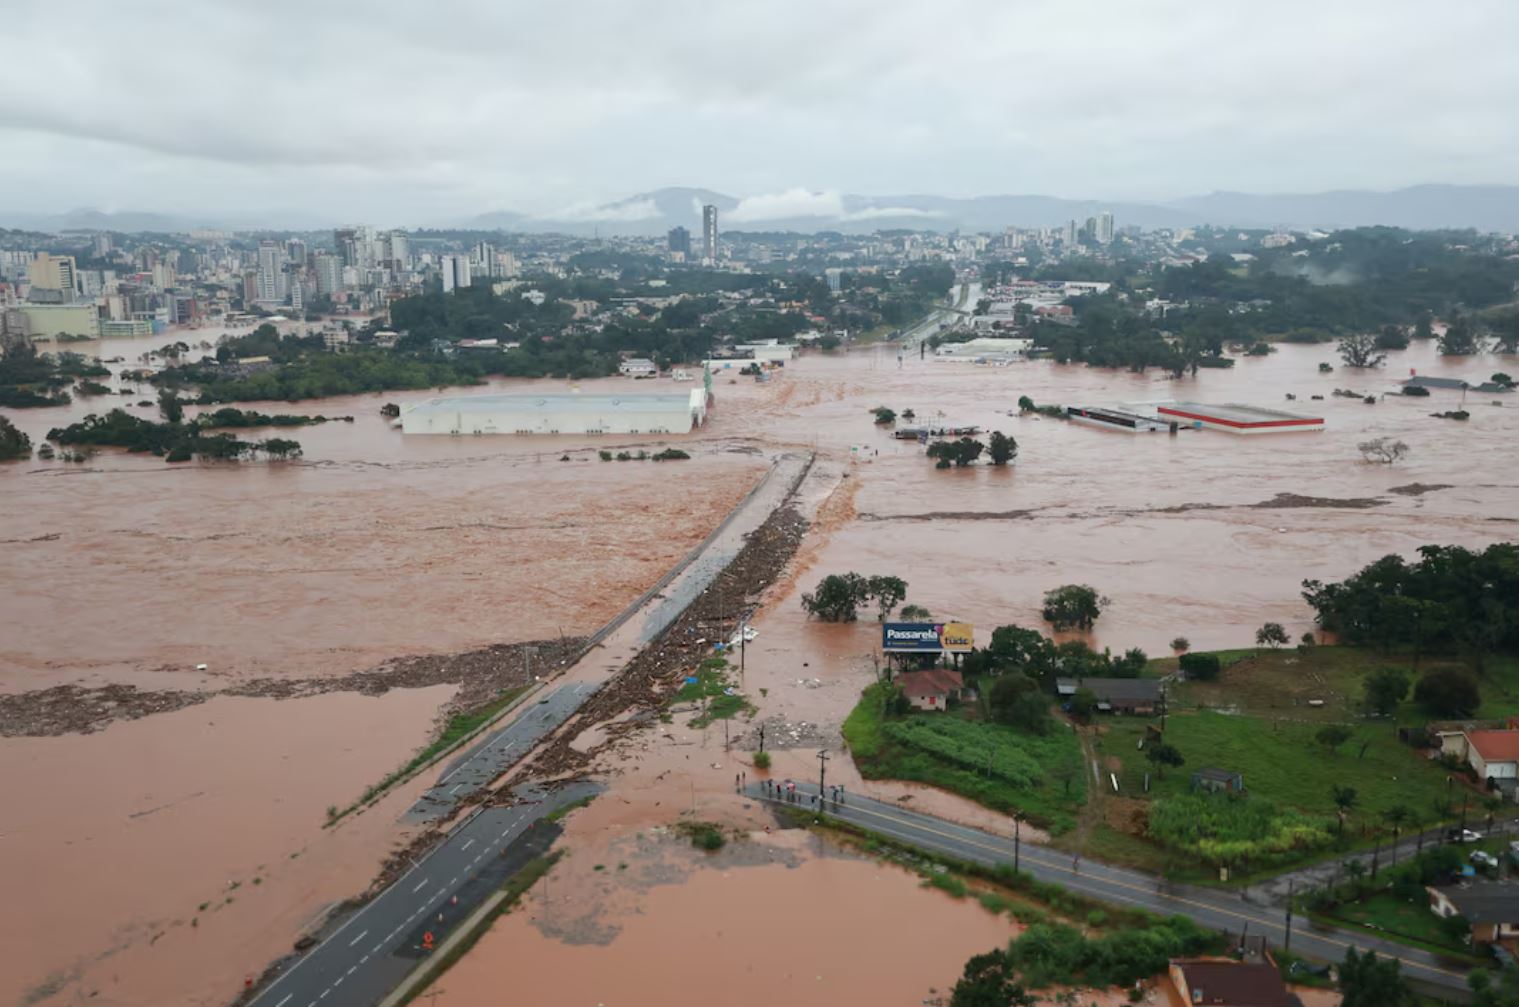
xmin=5 ymin=184 xmax=1519 ymax=236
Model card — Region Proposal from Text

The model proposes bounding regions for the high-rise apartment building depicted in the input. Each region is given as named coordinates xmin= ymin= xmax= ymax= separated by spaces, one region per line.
xmin=256 ymin=240 xmax=282 ymax=302
xmin=667 ymin=226 xmax=691 ymax=257
xmin=314 ymin=253 xmax=343 ymax=296
xmin=1096 ymin=211 xmax=1115 ymax=244
xmin=1063 ymin=220 xmax=1078 ymax=246
xmin=386 ymin=231 xmax=409 ymax=268
xmin=439 ymin=255 xmax=471 ymax=293
xmin=286 ymin=238 xmax=307 ymax=266
xmin=702 ymin=205 xmax=719 ymax=263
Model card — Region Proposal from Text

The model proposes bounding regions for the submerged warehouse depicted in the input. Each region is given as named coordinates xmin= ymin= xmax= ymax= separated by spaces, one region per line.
xmin=399 ymin=388 xmax=709 ymax=435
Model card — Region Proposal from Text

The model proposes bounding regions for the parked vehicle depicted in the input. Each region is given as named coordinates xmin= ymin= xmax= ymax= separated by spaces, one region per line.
xmin=1472 ymin=850 xmax=1500 ymax=869
xmin=1447 ymin=827 xmax=1484 ymax=843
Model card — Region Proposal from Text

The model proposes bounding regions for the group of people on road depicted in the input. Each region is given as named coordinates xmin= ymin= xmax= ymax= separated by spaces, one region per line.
xmin=756 ymin=778 xmax=846 ymax=807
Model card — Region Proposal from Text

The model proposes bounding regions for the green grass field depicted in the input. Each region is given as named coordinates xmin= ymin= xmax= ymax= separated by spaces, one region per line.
xmin=843 ymin=683 xmax=1085 ymax=833
xmin=1328 ymin=890 xmax=1469 ymax=952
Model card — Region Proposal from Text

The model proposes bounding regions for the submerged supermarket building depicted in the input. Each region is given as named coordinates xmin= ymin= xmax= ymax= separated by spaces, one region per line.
xmin=400 ymin=387 xmax=709 ymax=435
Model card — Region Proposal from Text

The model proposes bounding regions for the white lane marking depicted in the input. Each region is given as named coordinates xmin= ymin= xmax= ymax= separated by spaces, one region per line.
xmin=360 ymin=955 xmax=369 ymax=964
xmin=435 ymin=887 xmax=447 ymax=899
xmin=450 ymin=875 xmax=458 ymax=884
xmin=320 ymin=991 xmax=330 ymax=1000
xmin=461 ymin=839 xmax=475 ymax=851
xmin=371 ymin=943 xmax=382 ymax=954
xmin=348 ymin=930 xmax=368 ymax=947
xmin=275 ymin=996 xmax=293 ymax=1007
xmin=412 ymin=878 xmax=429 ymax=893
xmin=332 ymin=976 xmax=343 ymax=988
xmin=448 ymin=784 xmax=463 ymax=795
xmin=347 ymin=966 xmax=357 ymax=976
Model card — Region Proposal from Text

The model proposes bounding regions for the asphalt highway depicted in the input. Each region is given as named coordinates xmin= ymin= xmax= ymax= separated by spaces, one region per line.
xmin=748 ymin=781 xmax=1475 ymax=995
xmin=248 ymin=782 xmax=597 ymax=1007
xmin=405 ymin=682 xmax=598 ymax=822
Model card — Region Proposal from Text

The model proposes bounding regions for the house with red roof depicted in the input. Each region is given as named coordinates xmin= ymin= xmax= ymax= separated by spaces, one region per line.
xmin=1464 ymin=729 xmax=1519 ymax=784
xmin=897 ymin=669 xmax=964 ymax=712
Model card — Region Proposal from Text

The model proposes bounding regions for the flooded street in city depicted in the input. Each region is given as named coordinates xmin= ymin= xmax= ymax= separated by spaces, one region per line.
xmin=3 ymin=333 xmax=1515 ymax=1004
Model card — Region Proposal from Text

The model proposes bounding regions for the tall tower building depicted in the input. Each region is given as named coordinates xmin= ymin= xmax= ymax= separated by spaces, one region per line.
xmin=667 ymin=226 xmax=691 ymax=258
xmin=1063 ymin=220 xmax=1078 ymax=246
xmin=314 ymin=253 xmax=342 ymax=295
xmin=256 ymin=241 xmax=282 ymax=302
xmin=702 ymin=205 xmax=718 ymax=263
xmin=27 ymin=252 xmax=78 ymax=302
xmin=386 ymin=231 xmax=409 ymax=269
xmin=1097 ymin=211 xmax=1115 ymax=244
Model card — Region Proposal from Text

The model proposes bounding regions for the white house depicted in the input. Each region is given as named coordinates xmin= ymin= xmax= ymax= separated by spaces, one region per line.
xmin=1465 ymin=730 xmax=1519 ymax=781
xmin=618 ymin=358 xmax=658 ymax=377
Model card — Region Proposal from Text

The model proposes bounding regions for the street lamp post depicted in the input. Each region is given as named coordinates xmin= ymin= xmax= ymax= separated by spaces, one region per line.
xmin=818 ymin=749 xmax=830 ymax=803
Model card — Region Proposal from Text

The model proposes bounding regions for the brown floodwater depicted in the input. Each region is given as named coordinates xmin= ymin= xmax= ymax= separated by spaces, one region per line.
xmin=425 ymin=839 xmax=1013 ymax=1007
xmin=0 ymin=687 xmax=449 ymax=1006
xmin=3 ymin=330 xmax=1513 ymax=1004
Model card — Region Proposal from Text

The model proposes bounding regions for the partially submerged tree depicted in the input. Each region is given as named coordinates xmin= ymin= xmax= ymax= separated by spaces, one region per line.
xmin=1338 ymin=331 xmax=1386 ymax=369
xmin=1358 ymin=437 xmax=1409 ymax=464
xmin=987 ymin=430 xmax=1017 ymax=466
xmin=801 ymin=573 xmax=870 ymax=622
xmin=1041 ymin=584 xmax=1106 ymax=631
xmin=865 ymin=575 xmax=908 ymax=621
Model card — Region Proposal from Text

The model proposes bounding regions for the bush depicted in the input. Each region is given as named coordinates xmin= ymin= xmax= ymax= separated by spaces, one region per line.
xmin=1148 ymin=793 xmax=1335 ymax=866
xmin=1003 ymin=917 xmax=1216 ymax=989
xmin=599 ymin=450 xmax=612 ymax=461
xmin=1179 ymin=652 xmax=1221 ymax=681
xmin=651 ymin=448 xmax=690 ymax=460
xmin=1402 ymin=384 xmax=1431 ymax=397
xmin=752 ymin=751 xmax=771 ymax=770
xmin=1170 ymin=636 xmax=1190 ymax=653
xmin=1414 ymin=667 xmax=1481 ymax=716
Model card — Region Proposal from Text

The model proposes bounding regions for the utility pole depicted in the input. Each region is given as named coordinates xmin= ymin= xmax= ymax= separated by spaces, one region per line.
xmin=740 ymin=617 xmax=746 ymax=684
xmin=1013 ymin=813 xmax=1023 ymax=874
xmin=758 ymin=724 xmax=765 ymax=754
xmin=817 ymin=749 xmax=830 ymax=802
xmin=1283 ymin=880 xmax=1294 ymax=953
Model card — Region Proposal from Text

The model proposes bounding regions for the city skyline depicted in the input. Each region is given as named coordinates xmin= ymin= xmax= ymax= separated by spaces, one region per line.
xmin=2 ymin=0 xmax=1517 ymax=223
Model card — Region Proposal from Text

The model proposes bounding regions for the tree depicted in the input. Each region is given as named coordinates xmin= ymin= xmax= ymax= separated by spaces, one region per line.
xmin=260 ymin=437 xmax=303 ymax=459
xmin=1412 ymin=312 xmax=1434 ymax=341
xmin=1470 ymin=964 xmax=1519 ymax=1007
xmin=1331 ymin=784 xmax=1359 ymax=835
xmin=1170 ymin=636 xmax=1190 ymax=653
xmin=1338 ymin=331 xmax=1386 ymax=369
xmin=990 ymin=673 xmax=1050 ymax=734
xmin=1316 ymin=724 xmax=1353 ymax=756
xmin=1178 ymin=652 xmax=1221 ymax=681
xmin=927 ymin=436 xmax=985 ymax=468
xmin=1339 ymin=948 xmax=1412 ymax=1007
xmin=1146 ymin=741 xmax=1184 ymax=779
xmin=872 ymin=406 xmax=896 ymax=425
xmin=1070 ymin=687 xmax=1099 ymax=720
xmin=0 ymin=415 xmax=31 ymax=461
xmin=1413 ymin=666 xmax=1481 ymax=716
xmin=1362 ymin=668 xmax=1411 ymax=716
xmin=865 ymin=575 xmax=908 ymax=621
xmin=987 ymin=430 xmax=1017 ymax=466
xmin=1439 ymin=311 xmax=1480 ymax=355
xmin=1042 ymin=584 xmax=1106 ymax=631
xmin=1374 ymin=325 xmax=1410 ymax=351
xmin=1017 ymin=395 xmax=1036 ymax=414
xmin=900 ymin=604 xmax=932 ymax=620
xmin=1358 ymin=437 xmax=1409 ymax=464
xmin=949 ymin=950 xmax=1035 ymax=1007
xmin=1255 ymin=622 xmax=1289 ymax=649
xmin=1381 ymin=805 xmax=1411 ymax=868
xmin=801 ymin=573 xmax=870 ymax=622
xmin=159 ymin=388 xmax=184 ymax=424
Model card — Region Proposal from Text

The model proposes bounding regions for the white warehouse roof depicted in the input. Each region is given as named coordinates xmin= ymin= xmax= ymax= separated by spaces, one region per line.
xmin=400 ymin=390 xmax=706 ymax=435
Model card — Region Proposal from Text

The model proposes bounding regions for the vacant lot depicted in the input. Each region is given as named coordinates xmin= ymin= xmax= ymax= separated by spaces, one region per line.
xmin=843 ymin=683 xmax=1085 ymax=833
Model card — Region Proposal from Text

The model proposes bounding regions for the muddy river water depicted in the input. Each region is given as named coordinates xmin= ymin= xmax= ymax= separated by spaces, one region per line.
xmin=2 ymin=333 xmax=1513 ymax=1004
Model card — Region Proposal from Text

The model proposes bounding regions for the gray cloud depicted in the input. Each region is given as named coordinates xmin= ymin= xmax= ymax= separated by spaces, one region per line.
xmin=1 ymin=0 xmax=1516 ymax=225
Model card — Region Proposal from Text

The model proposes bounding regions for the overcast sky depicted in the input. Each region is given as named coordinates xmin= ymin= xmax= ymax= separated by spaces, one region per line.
xmin=3 ymin=0 xmax=1516 ymax=226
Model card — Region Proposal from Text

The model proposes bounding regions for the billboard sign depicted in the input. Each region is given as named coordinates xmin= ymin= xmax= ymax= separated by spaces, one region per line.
xmin=882 ymin=622 xmax=974 ymax=653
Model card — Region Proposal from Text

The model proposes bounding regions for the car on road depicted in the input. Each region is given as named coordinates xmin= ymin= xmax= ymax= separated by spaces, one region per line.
xmin=1447 ymin=827 xmax=1484 ymax=843
xmin=1472 ymin=850 xmax=1500 ymax=870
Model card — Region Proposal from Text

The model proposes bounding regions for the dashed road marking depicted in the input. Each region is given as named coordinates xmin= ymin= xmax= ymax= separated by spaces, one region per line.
xmin=348 ymin=930 xmax=367 ymax=947
xmin=412 ymin=878 xmax=429 ymax=893
xmin=274 ymin=996 xmax=292 ymax=1007
xmin=461 ymin=839 xmax=475 ymax=851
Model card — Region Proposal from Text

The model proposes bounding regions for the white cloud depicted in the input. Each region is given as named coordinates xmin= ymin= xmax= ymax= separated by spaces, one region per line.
xmin=727 ymin=189 xmax=845 ymax=222
xmin=843 ymin=206 xmax=940 ymax=221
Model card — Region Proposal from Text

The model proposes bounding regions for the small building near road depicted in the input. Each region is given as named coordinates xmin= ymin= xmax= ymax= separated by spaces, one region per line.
xmin=618 ymin=357 xmax=658 ymax=377
xmin=898 ymin=669 xmax=964 ymax=711
xmin=1191 ymin=767 xmax=1246 ymax=794
xmin=1168 ymin=957 xmax=1296 ymax=1007
xmin=1428 ymin=881 xmax=1519 ymax=944
xmin=1056 ymin=677 xmax=1162 ymax=715
xmin=1464 ymin=729 xmax=1519 ymax=783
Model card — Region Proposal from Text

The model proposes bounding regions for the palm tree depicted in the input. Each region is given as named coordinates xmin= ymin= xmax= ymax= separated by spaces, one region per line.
xmin=1332 ymin=785 xmax=1359 ymax=838
xmin=1382 ymin=805 xmax=1411 ymax=868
